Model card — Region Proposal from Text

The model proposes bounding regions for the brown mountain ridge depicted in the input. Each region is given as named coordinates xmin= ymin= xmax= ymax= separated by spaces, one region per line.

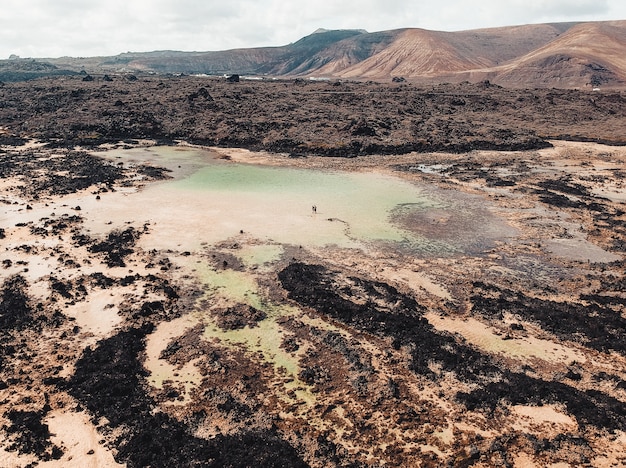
xmin=4 ymin=20 xmax=626 ymax=88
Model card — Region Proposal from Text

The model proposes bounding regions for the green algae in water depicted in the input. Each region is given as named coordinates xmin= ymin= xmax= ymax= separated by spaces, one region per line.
xmin=200 ymin=267 xmax=265 ymax=310
xmin=204 ymin=303 xmax=303 ymax=379
xmin=237 ymin=244 xmax=284 ymax=268
xmin=197 ymin=264 xmax=309 ymax=395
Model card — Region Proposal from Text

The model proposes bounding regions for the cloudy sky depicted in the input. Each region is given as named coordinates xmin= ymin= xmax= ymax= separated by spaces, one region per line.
xmin=1 ymin=0 xmax=625 ymax=58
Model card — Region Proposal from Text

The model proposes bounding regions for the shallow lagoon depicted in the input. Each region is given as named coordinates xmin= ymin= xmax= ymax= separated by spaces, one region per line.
xmin=93 ymin=146 xmax=465 ymax=253
xmin=96 ymin=146 xmax=467 ymax=397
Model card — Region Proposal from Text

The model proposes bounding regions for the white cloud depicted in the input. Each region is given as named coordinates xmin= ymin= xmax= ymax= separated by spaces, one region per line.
xmin=0 ymin=0 xmax=624 ymax=58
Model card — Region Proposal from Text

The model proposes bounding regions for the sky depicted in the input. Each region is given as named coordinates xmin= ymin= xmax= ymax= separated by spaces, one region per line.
xmin=1 ymin=0 xmax=625 ymax=59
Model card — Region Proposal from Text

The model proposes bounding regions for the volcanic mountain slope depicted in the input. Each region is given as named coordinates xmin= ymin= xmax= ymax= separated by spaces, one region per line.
xmin=320 ymin=21 xmax=626 ymax=88
xmin=9 ymin=20 xmax=626 ymax=88
xmin=489 ymin=21 xmax=626 ymax=88
xmin=291 ymin=21 xmax=626 ymax=89
xmin=312 ymin=23 xmax=574 ymax=79
xmin=267 ymin=29 xmax=397 ymax=76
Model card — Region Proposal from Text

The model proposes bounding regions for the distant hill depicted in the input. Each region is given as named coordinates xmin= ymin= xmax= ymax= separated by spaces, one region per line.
xmin=484 ymin=21 xmax=626 ymax=88
xmin=3 ymin=20 xmax=626 ymax=88
xmin=0 ymin=57 xmax=77 ymax=82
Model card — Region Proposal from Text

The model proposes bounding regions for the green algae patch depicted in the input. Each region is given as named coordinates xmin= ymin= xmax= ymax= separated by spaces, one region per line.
xmin=203 ymin=304 xmax=302 ymax=380
xmin=199 ymin=267 xmax=265 ymax=310
xmin=193 ymin=263 xmax=314 ymax=403
xmin=237 ymin=243 xmax=284 ymax=269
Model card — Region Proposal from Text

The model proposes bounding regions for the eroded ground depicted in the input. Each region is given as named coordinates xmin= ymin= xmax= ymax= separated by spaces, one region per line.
xmin=1 ymin=139 xmax=626 ymax=467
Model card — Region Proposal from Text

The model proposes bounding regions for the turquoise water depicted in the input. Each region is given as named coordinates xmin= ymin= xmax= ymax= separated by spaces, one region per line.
xmin=94 ymin=146 xmax=503 ymax=254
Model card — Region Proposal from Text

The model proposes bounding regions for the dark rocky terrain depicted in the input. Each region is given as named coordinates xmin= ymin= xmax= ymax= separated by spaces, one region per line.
xmin=0 ymin=75 xmax=625 ymax=156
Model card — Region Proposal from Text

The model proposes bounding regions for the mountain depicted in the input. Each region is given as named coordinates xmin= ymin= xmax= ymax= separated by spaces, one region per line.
xmin=319 ymin=23 xmax=575 ymax=79
xmin=4 ymin=20 xmax=626 ymax=88
xmin=305 ymin=21 xmax=626 ymax=88
xmin=485 ymin=21 xmax=626 ymax=88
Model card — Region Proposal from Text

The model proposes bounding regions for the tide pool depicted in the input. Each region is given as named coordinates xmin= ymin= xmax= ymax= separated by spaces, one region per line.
xmin=85 ymin=146 xmax=505 ymax=255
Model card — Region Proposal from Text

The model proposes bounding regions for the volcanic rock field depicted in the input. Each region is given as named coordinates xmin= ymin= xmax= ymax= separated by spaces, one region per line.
xmin=1 ymin=75 xmax=626 ymax=467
